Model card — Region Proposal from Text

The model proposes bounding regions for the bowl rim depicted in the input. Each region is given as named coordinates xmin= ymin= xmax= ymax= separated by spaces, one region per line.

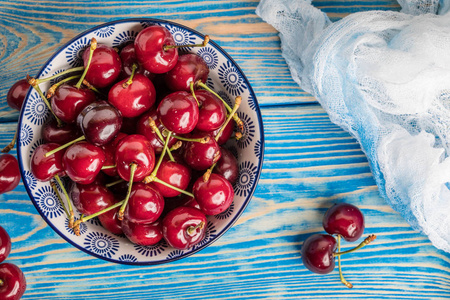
xmin=17 ymin=17 xmax=265 ymax=265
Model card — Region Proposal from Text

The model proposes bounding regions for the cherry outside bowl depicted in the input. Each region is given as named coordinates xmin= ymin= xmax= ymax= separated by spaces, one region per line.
xmin=17 ymin=18 xmax=264 ymax=265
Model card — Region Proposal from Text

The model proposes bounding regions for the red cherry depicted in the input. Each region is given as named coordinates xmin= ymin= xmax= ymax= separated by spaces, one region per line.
xmin=0 ymin=226 xmax=11 ymax=263
xmin=162 ymin=206 xmax=207 ymax=250
xmin=301 ymin=234 xmax=337 ymax=274
xmin=124 ymin=183 xmax=164 ymax=224
xmin=100 ymin=132 xmax=128 ymax=177
xmin=122 ymin=218 xmax=163 ymax=246
xmin=62 ymin=141 xmax=105 ymax=184
xmin=183 ymin=133 xmax=221 ymax=171
xmin=30 ymin=144 xmax=65 ymax=182
xmin=193 ymin=173 xmax=234 ymax=215
xmin=208 ymin=119 xmax=235 ymax=145
xmin=0 ymin=154 xmax=20 ymax=194
xmin=165 ymin=53 xmax=209 ymax=92
xmin=115 ymin=134 xmax=155 ymax=182
xmin=323 ymin=203 xmax=365 ymax=242
xmin=42 ymin=120 xmax=80 ymax=145
xmin=70 ymin=182 xmax=115 ymax=215
xmin=134 ymin=25 xmax=178 ymax=74
xmin=157 ymin=91 xmax=199 ymax=134
xmin=98 ymin=198 xmax=123 ymax=235
xmin=0 ymin=263 xmax=26 ymax=300
xmin=119 ymin=43 xmax=153 ymax=79
xmin=152 ymin=159 xmax=191 ymax=198
xmin=136 ymin=110 xmax=177 ymax=154
xmin=6 ymin=79 xmax=29 ymax=111
xmin=51 ymin=84 xmax=96 ymax=123
xmin=195 ymin=90 xmax=227 ymax=132
xmin=213 ymin=147 xmax=239 ymax=184
xmin=108 ymin=74 xmax=156 ymax=118
xmin=82 ymin=44 xmax=122 ymax=88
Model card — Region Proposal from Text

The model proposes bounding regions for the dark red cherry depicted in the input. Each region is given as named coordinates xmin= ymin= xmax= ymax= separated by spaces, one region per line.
xmin=115 ymin=134 xmax=155 ymax=182
xmin=76 ymin=101 xmax=123 ymax=146
xmin=194 ymin=90 xmax=226 ymax=132
xmin=51 ymin=84 xmax=96 ymax=123
xmin=208 ymin=119 xmax=234 ymax=145
xmin=119 ymin=43 xmax=153 ymax=79
xmin=301 ymin=234 xmax=337 ymax=274
xmin=108 ymin=74 xmax=156 ymax=118
xmin=62 ymin=141 xmax=105 ymax=185
xmin=152 ymin=159 xmax=191 ymax=198
xmin=134 ymin=25 xmax=178 ymax=74
xmin=323 ymin=203 xmax=365 ymax=242
xmin=122 ymin=217 xmax=163 ymax=246
xmin=183 ymin=133 xmax=221 ymax=171
xmin=193 ymin=173 xmax=234 ymax=215
xmin=70 ymin=182 xmax=115 ymax=215
xmin=163 ymin=195 xmax=201 ymax=217
xmin=0 ymin=263 xmax=26 ymax=300
xmin=162 ymin=206 xmax=207 ymax=250
xmin=30 ymin=143 xmax=65 ymax=182
xmin=136 ymin=110 xmax=177 ymax=154
xmin=83 ymin=44 xmax=122 ymax=88
xmin=157 ymin=91 xmax=199 ymax=134
xmin=124 ymin=183 xmax=164 ymax=224
xmin=0 ymin=226 xmax=11 ymax=263
xmin=100 ymin=132 xmax=128 ymax=177
xmin=0 ymin=155 xmax=20 ymax=194
xmin=120 ymin=117 xmax=139 ymax=135
xmin=42 ymin=120 xmax=80 ymax=145
xmin=6 ymin=79 xmax=29 ymax=111
xmin=213 ymin=147 xmax=238 ymax=184
xmin=98 ymin=198 xmax=123 ymax=235
xmin=165 ymin=53 xmax=209 ymax=92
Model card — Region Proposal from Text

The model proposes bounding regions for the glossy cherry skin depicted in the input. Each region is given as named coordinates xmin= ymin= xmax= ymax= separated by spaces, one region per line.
xmin=70 ymin=182 xmax=115 ymax=215
xmin=124 ymin=183 xmax=164 ymax=224
xmin=42 ymin=120 xmax=80 ymax=145
xmin=162 ymin=206 xmax=207 ymax=250
xmin=115 ymin=134 xmax=155 ymax=182
xmin=157 ymin=91 xmax=199 ymax=134
xmin=195 ymin=90 xmax=227 ymax=132
xmin=208 ymin=119 xmax=235 ymax=145
xmin=134 ymin=25 xmax=178 ymax=74
xmin=0 ymin=155 xmax=20 ymax=195
xmin=153 ymin=159 xmax=191 ymax=198
xmin=0 ymin=226 xmax=11 ymax=263
xmin=51 ymin=84 xmax=96 ymax=124
xmin=6 ymin=79 xmax=29 ymax=111
xmin=62 ymin=141 xmax=105 ymax=185
xmin=0 ymin=263 xmax=26 ymax=300
xmin=98 ymin=198 xmax=123 ymax=235
xmin=323 ymin=203 xmax=365 ymax=242
xmin=136 ymin=110 xmax=177 ymax=154
xmin=108 ymin=74 xmax=156 ymax=118
xmin=183 ymin=133 xmax=221 ymax=171
xmin=83 ymin=44 xmax=122 ymax=88
xmin=301 ymin=234 xmax=337 ymax=274
xmin=122 ymin=217 xmax=163 ymax=246
xmin=193 ymin=173 xmax=234 ymax=215
xmin=100 ymin=132 xmax=127 ymax=177
xmin=165 ymin=53 xmax=209 ymax=92
xmin=214 ymin=147 xmax=239 ymax=184
xmin=76 ymin=101 xmax=123 ymax=146
xmin=119 ymin=43 xmax=153 ymax=79
xmin=30 ymin=143 xmax=65 ymax=182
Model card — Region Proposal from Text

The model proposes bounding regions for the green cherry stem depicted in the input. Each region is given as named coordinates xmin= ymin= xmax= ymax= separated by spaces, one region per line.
xmin=73 ymin=200 xmax=125 ymax=235
xmin=50 ymin=180 xmax=69 ymax=217
xmin=215 ymin=96 xmax=241 ymax=142
xmin=75 ymin=38 xmax=97 ymax=89
xmin=147 ymin=117 xmax=175 ymax=162
xmin=27 ymin=75 xmax=63 ymax=126
xmin=186 ymin=221 xmax=205 ymax=235
xmin=118 ymin=163 xmax=138 ymax=220
xmin=82 ymin=79 xmax=103 ymax=95
xmin=190 ymin=81 xmax=200 ymax=106
xmin=54 ymin=174 xmax=74 ymax=228
xmin=162 ymin=129 xmax=209 ymax=144
xmin=144 ymin=131 xmax=172 ymax=183
xmin=35 ymin=66 xmax=84 ymax=84
xmin=122 ymin=63 xmax=138 ymax=88
xmin=203 ymin=162 xmax=217 ymax=182
xmin=152 ymin=177 xmax=194 ymax=198
xmin=105 ymin=179 xmax=125 ymax=188
xmin=46 ymin=75 xmax=82 ymax=98
xmin=164 ymin=35 xmax=210 ymax=51
xmin=337 ymin=235 xmax=353 ymax=289
xmin=333 ymin=234 xmax=377 ymax=257
xmin=101 ymin=165 xmax=116 ymax=170
xmin=44 ymin=136 xmax=86 ymax=158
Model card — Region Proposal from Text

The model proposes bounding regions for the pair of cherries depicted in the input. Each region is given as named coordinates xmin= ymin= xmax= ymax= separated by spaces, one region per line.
xmin=301 ymin=203 xmax=376 ymax=288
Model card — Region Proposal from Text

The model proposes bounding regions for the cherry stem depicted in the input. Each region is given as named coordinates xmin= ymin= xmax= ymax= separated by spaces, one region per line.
xmin=163 ymin=130 xmax=209 ymax=144
xmin=82 ymin=79 xmax=102 ymax=95
xmin=152 ymin=131 xmax=173 ymax=177
xmin=203 ymin=162 xmax=217 ymax=182
xmin=164 ymin=35 xmax=210 ymax=51
xmin=123 ymin=63 xmax=138 ymax=88
xmin=333 ymin=234 xmax=377 ymax=257
xmin=27 ymin=75 xmax=63 ymax=126
xmin=54 ymin=174 xmax=74 ymax=228
xmin=187 ymin=221 xmax=205 ymax=235
xmin=44 ymin=136 xmax=86 ymax=158
xmin=1 ymin=127 xmax=17 ymax=153
xmin=101 ymin=165 xmax=116 ymax=170
xmin=148 ymin=117 xmax=175 ymax=162
xmin=337 ymin=235 xmax=353 ymax=289
xmin=118 ymin=163 xmax=137 ymax=220
xmin=50 ymin=180 xmax=69 ymax=217
xmin=190 ymin=81 xmax=200 ymax=106
xmin=105 ymin=179 xmax=125 ymax=188
xmin=73 ymin=200 xmax=125 ymax=230
xmin=169 ymin=141 xmax=182 ymax=151
xmin=47 ymin=75 xmax=82 ymax=99
xmin=215 ymin=96 xmax=241 ymax=142
xmin=152 ymin=177 xmax=194 ymax=198
xmin=75 ymin=38 xmax=97 ymax=89
xmin=36 ymin=66 xmax=84 ymax=84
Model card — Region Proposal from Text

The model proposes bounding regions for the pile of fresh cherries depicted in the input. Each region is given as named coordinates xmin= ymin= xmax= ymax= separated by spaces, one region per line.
xmin=5 ymin=24 xmax=244 ymax=251
xmin=301 ymin=203 xmax=376 ymax=288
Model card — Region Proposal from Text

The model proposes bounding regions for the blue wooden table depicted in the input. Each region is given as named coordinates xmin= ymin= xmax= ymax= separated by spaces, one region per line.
xmin=1 ymin=1 xmax=450 ymax=299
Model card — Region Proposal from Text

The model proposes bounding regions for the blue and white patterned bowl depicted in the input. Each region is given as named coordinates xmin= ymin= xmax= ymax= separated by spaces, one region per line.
xmin=17 ymin=19 xmax=264 ymax=265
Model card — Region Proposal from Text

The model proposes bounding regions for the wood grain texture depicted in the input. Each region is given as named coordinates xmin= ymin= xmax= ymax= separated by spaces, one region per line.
xmin=0 ymin=0 xmax=400 ymax=121
xmin=1 ymin=105 xmax=449 ymax=299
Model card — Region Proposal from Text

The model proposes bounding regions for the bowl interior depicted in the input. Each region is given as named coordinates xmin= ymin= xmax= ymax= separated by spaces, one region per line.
xmin=17 ymin=19 xmax=264 ymax=265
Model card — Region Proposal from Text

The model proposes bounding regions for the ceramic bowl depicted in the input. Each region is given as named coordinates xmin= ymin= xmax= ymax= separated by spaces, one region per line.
xmin=17 ymin=18 xmax=264 ymax=265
